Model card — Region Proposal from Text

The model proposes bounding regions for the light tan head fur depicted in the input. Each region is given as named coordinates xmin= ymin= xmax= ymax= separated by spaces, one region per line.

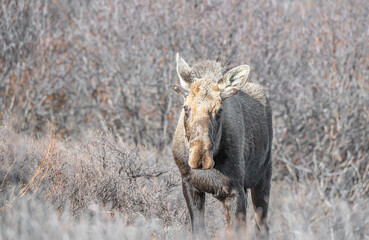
xmin=183 ymin=79 xmax=222 ymax=169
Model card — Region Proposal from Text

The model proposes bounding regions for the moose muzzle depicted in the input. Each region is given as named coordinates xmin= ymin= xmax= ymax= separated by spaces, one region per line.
xmin=189 ymin=138 xmax=214 ymax=169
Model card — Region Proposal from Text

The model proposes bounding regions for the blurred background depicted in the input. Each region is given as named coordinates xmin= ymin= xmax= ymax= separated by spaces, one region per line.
xmin=0 ymin=0 xmax=368 ymax=239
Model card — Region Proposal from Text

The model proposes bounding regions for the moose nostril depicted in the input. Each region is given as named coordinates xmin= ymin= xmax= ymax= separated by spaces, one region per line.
xmin=183 ymin=105 xmax=189 ymax=113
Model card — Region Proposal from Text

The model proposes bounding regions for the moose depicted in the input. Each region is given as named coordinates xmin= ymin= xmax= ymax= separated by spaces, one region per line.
xmin=171 ymin=54 xmax=273 ymax=238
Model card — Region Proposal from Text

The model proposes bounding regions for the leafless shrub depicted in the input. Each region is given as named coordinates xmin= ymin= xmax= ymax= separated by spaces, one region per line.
xmin=0 ymin=121 xmax=182 ymax=222
xmin=0 ymin=0 xmax=368 ymax=239
xmin=1 ymin=0 xmax=367 ymax=177
xmin=0 ymin=120 xmax=368 ymax=239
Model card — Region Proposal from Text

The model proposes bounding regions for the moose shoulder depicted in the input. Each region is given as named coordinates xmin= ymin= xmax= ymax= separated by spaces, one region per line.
xmin=171 ymin=54 xmax=273 ymax=238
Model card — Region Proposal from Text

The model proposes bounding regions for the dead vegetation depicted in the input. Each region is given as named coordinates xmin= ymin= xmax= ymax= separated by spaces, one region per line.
xmin=0 ymin=0 xmax=368 ymax=239
xmin=0 ymin=121 xmax=368 ymax=239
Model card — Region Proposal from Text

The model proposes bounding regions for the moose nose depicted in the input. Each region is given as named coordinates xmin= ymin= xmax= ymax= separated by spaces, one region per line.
xmin=189 ymin=140 xmax=214 ymax=170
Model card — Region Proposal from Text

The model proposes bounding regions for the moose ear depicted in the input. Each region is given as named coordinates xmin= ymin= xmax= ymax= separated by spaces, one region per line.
xmin=172 ymin=84 xmax=189 ymax=98
xmin=176 ymin=53 xmax=195 ymax=89
xmin=220 ymin=88 xmax=238 ymax=100
xmin=218 ymin=65 xmax=250 ymax=91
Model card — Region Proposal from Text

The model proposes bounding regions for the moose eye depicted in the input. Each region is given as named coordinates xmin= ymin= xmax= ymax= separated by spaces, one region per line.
xmin=215 ymin=108 xmax=223 ymax=119
xmin=183 ymin=105 xmax=190 ymax=114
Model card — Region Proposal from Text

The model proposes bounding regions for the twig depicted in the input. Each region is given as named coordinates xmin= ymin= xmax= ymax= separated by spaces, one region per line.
xmin=46 ymin=172 xmax=60 ymax=200
xmin=37 ymin=134 xmax=56 ymax=188
xmin=19 ymin=126 xmax=56 ymax=197
xmin=276 ymin=156 xmax=313 ymax=173
xmin=120 ymin=170 xmax=168 ymax=179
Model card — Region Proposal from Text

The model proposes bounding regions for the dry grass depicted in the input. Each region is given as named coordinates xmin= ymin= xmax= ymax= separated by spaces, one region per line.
xmin=0 ymin=122 xmax=368 ymax=239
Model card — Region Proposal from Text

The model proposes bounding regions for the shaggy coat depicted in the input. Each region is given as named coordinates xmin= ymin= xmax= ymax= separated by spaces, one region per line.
xmin=172 ymin=54 xmax=272 ymax=238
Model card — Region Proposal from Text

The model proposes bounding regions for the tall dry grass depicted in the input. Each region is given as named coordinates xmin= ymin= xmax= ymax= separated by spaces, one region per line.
xmin=0 ymin=121 xmax=367 ymax=239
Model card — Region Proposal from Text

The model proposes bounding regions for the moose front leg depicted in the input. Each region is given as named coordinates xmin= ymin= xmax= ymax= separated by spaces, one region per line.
xmin=181 ymin=176 xmax=207 ymax=238
xmin=222 ymin=188 xmax=247 ymax=231
xmin=235 ymin=188 xmax=247 ymax=226
xmin=223 ymin=201 xmax=231 ymax=229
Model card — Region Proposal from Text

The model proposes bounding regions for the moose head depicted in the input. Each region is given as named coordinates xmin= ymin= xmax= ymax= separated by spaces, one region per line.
xmin=172 ymin=54 xmax=250 ymax=169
